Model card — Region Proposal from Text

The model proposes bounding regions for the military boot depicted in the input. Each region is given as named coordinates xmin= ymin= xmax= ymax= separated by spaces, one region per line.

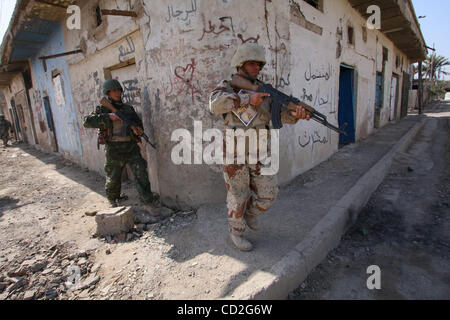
xmin=141 ymin=199 xmax=161 ymax=217
xmin=117 ymin=194 xmax=129 ymax=204
xmin=150 ymin=192 xmax=161 ymax=207
xmin=230 ymin=233 xmax=253 ymax=251
xmin=244 ymin=213 xmax=260 ymax=231
xmin=108 ymin=199 xmax=118 ymax=208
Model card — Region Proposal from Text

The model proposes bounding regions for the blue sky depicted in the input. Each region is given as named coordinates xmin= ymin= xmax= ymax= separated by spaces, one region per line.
xmin=0 ymin=0 xmax=449 ymax=76
xmin=0 ymin=0 xmax=16 ymax=47
xmin=411 ymin=0 xmax=450 ymax=79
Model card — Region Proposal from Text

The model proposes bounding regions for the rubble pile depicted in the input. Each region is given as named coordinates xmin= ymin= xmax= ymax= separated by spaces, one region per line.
xmin=0 ymin=242 xmax=100 ymax=300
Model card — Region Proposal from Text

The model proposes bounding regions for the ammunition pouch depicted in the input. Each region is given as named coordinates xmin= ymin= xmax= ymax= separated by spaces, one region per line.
xmin=97 ymin=128 xmax=110 ymax=149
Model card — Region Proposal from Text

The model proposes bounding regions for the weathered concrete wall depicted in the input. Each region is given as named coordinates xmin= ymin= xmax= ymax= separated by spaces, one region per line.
xmin=30 ymin=25 xmax=83 ymax=163
xmin=134 ymin=0 xmax=414 ymax=208
xmin=2 ymin=73 xmax=35 ymax=145
xmin=27 ymin=87 xmax=53 ymax=153
xmin=55 ymin=0 xmax=416 ymax=209
xmin=63 ymin=0 xmax=152 ymax=182
xmin=140 ymin=0 xmax=271 ymax=207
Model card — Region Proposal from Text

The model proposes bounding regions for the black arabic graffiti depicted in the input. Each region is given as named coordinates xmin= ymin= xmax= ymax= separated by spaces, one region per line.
xmin=298 ymin=131 xmax=329 ymax=150
xmin=122 ymin=79 xmax=141 ymax=106
xmin=166 ymin=0 xmax=197 ymax=24
xmin=118 ymin=37 xmax=135 ymax=63
xmin=304 ymin=62 xmax=331 ymax=82
xmin=198 ymin=16 xmax=235 ymax=41
xmin=277 ymin=73 xmax=291 ymax=89
xmin=301 ymin=87 xmax=329 ymax=107
xmin=301 ymin=88 xmax=314 ymax=103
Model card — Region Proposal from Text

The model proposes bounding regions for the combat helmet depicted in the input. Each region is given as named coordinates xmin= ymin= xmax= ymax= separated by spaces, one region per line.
xmin=102 ymin=79 xmax=123 ymax=96
xmin=231 ymin=43 xmax=266 ymax=69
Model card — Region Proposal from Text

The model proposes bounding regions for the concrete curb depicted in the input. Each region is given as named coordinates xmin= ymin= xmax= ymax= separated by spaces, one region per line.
xmin=226 ymin=116 xmax=428 ymax=300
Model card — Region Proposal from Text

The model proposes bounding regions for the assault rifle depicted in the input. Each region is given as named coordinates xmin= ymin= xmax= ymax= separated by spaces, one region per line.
xmin=100 ymin=97 xmax=156 ymax=149
xmin=230 ymin=74 xmax=347 ymax=135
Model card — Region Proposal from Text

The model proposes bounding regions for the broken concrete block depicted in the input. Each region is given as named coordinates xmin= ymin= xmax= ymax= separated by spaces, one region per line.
xmin=79 ymin=275 xmax=100 ymax=290
xmin=23 ymin=290 xmax=36 ymax=300
xmin=95 ymin=206 xmax=134 ymax=236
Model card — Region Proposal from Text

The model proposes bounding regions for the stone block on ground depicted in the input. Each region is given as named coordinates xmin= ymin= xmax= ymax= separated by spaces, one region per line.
xmin=95 ymin=206 xmax=134 ymax=236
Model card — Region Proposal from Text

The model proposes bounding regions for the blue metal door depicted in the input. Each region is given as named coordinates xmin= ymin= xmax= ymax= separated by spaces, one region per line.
xmin=338 ymin=66 xmax=355 ymax=144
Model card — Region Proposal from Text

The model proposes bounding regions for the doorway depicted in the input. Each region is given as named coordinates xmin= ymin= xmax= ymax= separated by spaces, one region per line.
xmin=43 ymin=96 xmax=58 ymax=152
xmin=400 ymin=72 xmax=410 ymax=118
xmin=10 ymin=98 xmax=23 ymax=141
xmin=338 ymin=65 xmax=356 ymax=145
xmin=390 ymin=74 xmax=399 ymax=121
xmin=16 ymin=105 xmax=28 ymax=144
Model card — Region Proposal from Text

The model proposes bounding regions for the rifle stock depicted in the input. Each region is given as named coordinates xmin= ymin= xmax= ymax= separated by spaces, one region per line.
xmin=100 ymin=97 xmax=157 ymax=148
xmin=230 ymin=74 xmax=347 ymax=135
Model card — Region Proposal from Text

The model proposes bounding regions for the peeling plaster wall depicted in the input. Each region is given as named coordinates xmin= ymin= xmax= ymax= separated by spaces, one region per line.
xmin=58 ymin=0 xmax=415 ymax=208
xmin=2 ymin=74 xmax=35 ymax=145
xmin=30 ymin=25 xmax=83 ymax=163
xmin=136 ymin=0 xmax=413 ymax=208
xmin=63 ymin=0 xmax=151 ymax=183
xmin=140 ymin=0 xmax=271 ymax=208
xmin=67 ymin=30 xmax=148 ymax=178
xmin=27 ymin=87 xmax=53 ymax=152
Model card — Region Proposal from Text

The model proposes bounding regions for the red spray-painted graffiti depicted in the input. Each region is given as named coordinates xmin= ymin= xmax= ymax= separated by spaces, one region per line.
xmin=163 ymin=58 xmax=202 ymax=103
xmin=174 ymin=58 xmax=202 ymax=103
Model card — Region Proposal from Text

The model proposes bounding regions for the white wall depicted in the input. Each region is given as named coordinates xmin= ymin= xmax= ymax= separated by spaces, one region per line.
xmin=61 ymin=0 xmax=415 ymax=208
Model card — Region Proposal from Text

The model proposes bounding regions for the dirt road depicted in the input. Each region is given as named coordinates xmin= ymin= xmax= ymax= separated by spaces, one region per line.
xmin=1 ymin=102 xmax=448 ymax=300
xmin=290 ymin=102 xmax=450 ymax=300
xmin=0 ymin=144 xmax=195 ymax=300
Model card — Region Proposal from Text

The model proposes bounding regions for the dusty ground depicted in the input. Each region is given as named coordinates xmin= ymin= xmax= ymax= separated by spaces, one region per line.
xmin=0 ymin=144 xmax=197 ymax=300
xmin=289 ymin=102 xmax=450 ymax=300
xmin=1 ymin=103 xmax=447 ymax=301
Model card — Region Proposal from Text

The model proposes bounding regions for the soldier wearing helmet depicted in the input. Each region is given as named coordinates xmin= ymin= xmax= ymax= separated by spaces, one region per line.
xmin=209 ymin=43 xmax=310 ymax=251
xmin=0 ymin=114 xmax=12 ymax=148
xmin=83 ymin=79 xmax=159 ymax=212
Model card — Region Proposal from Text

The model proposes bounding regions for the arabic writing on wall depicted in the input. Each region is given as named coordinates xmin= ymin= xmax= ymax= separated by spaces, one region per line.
xmin=298 ymin=130 xmax=330 ymax=151
xmin=118 ymin=37 xmax=136 ymax=63
xmin=300 ymin=63 xmax=336 ymax=112
xmin=122 ymin=79 xmax=141 ymax=106
xmin=198 ymin=16 xmax=235 ymax=41
xmin=198 ymin=15 xmax=259 ymax=44
xmin=304 ymin=62 xmax=332 ymax=82
xmin=166 ymin=0 xmax=198 ymax=25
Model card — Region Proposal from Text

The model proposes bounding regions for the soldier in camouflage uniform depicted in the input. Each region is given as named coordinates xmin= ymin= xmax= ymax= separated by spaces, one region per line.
xmin=0 ymin=114 xmax=12 ymax=147
xmin=209 ymin=43 xmax=310 ymax=251
xmin=83 ymin=79 xmax=159 ymax=211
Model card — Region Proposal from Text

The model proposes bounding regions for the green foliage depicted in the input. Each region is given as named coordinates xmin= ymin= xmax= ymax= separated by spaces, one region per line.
xmin=428 ymin=80 xmax=448 ymax=99
xmin=423 ymin=53 xmax=450 ymax=81
xmin=412 ymin=53 xmax=450 ymax=82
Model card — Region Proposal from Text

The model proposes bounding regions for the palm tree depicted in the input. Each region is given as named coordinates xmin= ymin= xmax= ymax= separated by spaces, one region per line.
xmin=423 ymin=53 xmax=450 ymax=83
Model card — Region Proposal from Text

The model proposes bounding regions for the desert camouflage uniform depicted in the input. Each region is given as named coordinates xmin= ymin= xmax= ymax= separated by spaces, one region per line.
xmin=209 ymin=78 xmax=299 ymax=235
xmin=0 ymin=117 xmax=12 ymax=147
xmin=83 ymin=99 xmax=153 ymax=204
